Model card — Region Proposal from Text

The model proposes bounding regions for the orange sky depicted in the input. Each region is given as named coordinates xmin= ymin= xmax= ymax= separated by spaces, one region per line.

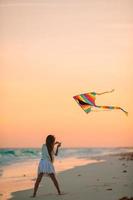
xmin=0 ymin=0 xmax=133 ymax=147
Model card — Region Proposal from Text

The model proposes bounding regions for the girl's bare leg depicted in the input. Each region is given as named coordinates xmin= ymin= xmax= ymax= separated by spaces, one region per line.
xmin=32 ymin=173 xmax=43 ymax=197
xmin=49 ymin=173 xmax=61 ymax=195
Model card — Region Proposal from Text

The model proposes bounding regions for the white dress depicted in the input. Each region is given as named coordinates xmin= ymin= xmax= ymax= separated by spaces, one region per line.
xmin=38 ymin=144 xmax=55 ymax=175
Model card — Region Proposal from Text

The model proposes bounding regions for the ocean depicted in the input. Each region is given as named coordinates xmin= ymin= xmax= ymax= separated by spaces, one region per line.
xmin=0 ymin=147 xmax=133 ymax=167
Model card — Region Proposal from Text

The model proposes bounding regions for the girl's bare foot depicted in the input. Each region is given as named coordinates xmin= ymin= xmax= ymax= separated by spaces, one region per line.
xmin=58 ymin=192 xmax=66 ymax=195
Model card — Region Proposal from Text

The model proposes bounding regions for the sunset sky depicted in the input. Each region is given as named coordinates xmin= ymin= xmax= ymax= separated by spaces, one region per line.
xmin=0 ymin=0 xmax=133 ymax=148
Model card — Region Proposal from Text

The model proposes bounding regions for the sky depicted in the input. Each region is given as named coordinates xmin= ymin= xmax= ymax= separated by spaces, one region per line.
xmin=0 ymin=0 xmax=133 ymax=148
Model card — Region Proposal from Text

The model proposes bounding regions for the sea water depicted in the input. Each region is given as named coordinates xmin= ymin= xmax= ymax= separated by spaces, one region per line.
xmin=0 ymin=147 xmax=133 ymax=167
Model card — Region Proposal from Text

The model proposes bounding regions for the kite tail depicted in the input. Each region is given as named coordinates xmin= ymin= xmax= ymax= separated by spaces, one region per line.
xmin=96 ymin=105 xmax=128 ymax=116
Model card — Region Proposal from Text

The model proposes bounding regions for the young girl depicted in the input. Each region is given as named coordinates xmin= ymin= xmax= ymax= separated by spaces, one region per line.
xmin=32 ymin=135 xmax=62 ymax=197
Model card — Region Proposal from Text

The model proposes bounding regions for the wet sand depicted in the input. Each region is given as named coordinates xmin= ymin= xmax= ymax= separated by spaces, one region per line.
xmin=0 ymin=157 xmax=98 ymax=200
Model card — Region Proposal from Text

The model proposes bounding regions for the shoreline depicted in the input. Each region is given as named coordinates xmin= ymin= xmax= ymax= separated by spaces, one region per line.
xmin=0 ymin=152 xmax=132 ymax=200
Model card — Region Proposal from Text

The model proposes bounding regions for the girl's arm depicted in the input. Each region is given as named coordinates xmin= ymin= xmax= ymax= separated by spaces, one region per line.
xmin=55 ymin=142 xmax=61 ymax=156
xmin=96 ymin=89 xmax=114 ymax=95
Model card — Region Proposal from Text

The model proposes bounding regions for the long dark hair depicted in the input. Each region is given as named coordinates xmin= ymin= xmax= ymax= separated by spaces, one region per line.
xmin=46 ymin=135 xmax=55 ymax=162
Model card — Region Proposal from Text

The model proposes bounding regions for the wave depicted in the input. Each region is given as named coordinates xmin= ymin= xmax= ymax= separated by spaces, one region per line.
xmin=0 ymin=148 xmax=41 ymax=166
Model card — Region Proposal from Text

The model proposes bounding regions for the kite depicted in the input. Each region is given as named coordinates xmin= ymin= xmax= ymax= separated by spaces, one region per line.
xmin=73 ymin=89 xmax=128 ymax=115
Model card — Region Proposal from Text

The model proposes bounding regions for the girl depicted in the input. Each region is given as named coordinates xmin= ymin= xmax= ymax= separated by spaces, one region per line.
xmin=32 ymin=135 xmax=62 ymax=197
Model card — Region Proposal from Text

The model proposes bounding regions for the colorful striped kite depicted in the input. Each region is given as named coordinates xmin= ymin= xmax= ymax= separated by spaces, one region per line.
xmin=73 ymin=89 xmax=128 ymax=115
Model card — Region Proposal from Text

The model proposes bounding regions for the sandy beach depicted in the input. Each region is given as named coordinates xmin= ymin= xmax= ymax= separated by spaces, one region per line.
xmin=0 ymin=156 xmax=98 ymax=200
xmin=0 ymin=153 xmax=132 ymax=200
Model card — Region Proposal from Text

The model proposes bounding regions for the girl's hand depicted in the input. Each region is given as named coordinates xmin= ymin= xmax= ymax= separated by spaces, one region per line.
xmin=57 ymin=143 xmax=61 ymax=148
xmin=55 ymin=141 xmax=61 ymax=146
xmin=55 ymin=141 xmax=60 ymax=145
